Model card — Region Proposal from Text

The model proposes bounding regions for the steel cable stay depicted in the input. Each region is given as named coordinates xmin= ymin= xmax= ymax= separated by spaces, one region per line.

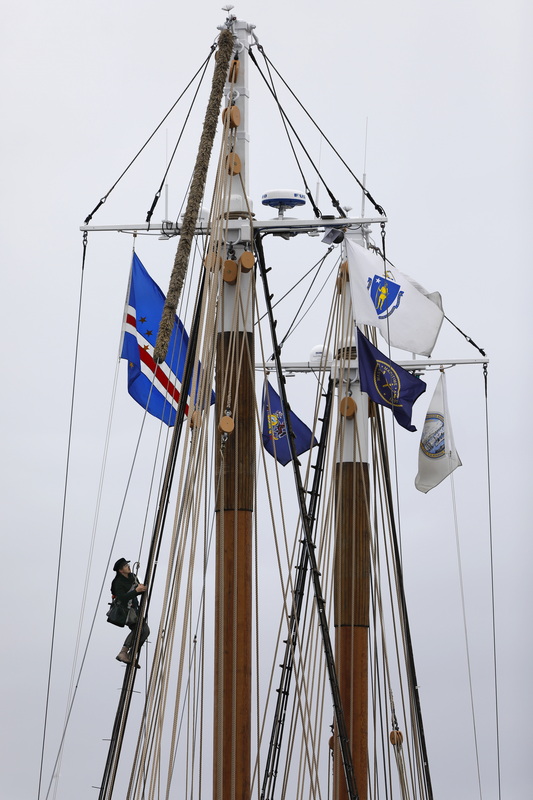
xmin=248 ymin=47 xmax=321 ymax=218
xmin=256 ymin=245 xmax=337 ymax=327
xmin=275 ymin=257 xmax=341 ymax=355
xmin=83 ymin=44 xmax=217 ymax=226
xmin=248 ymin=47 xmax=344 ymax=220
xmin=145 ymin=50 xmax=216 ymax=227
xmin=250 ymin=39 xmax=385 ymax=218
xmin=481 ymin=365 xmax=501 ymax=800
xmin=449 ymin=470 xmax=484 ymax=800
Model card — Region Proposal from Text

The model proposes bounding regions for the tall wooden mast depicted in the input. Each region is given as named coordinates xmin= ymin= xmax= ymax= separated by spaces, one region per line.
xmin=213 ymin=17 xmax=255 ymax=800
xmin=333 ymin=252 xmax=371 ymax=800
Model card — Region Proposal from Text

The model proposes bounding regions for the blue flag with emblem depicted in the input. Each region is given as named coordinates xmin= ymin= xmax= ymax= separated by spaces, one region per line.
xmin=356 ymin=328 xmax=426 ymax=431
xmin=261 ymin=380 xmax=318 ymax=466
xmin=121 ymin=253 xmax=213 ymax=426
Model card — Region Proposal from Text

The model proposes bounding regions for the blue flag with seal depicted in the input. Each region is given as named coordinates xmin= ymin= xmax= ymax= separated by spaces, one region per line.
xmin=356 ymin=328 xmax=426 ymax=431
xmin=121 ymin=253 xmax=213 ymax=426
xmin=262 ymin=380 xmax=318 ymax=466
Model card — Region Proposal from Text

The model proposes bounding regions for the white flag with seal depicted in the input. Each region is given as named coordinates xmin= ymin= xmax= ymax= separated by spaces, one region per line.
xmin=415 ymin=372 xmax=461 ymax=493
xmin=345 ymin=237 xmax=444 ymax=356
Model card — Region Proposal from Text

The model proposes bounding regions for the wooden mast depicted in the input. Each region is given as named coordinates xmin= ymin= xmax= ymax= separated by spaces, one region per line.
xmin=333 ymin=257 xmax=371 ymax=800
xmin=213 ymin=18 xmax=255 ymax=800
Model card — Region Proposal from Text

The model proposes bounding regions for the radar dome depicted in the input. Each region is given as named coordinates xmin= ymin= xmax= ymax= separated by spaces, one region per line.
xmin=309 ymin=344 xmax=331 ymax=365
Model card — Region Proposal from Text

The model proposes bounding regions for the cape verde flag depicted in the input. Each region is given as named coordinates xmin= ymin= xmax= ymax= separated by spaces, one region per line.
xmin=121 ymin=253 xmax=190 ymax=425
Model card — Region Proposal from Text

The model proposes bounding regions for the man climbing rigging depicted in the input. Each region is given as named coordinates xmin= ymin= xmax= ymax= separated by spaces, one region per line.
xmin=111 ymin=558 xmax=150 ymax=665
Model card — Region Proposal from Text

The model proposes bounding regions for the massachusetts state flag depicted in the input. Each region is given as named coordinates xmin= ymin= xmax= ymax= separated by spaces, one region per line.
xmin=261 ymin=380 xmax=317 ymax=466
xmin=121 ymin=253 xmax=190 ymax=425
xmin=357 ymin=328 xmax=426 ymax=432
xmin=346 ymin=237 xmax=444 ymax=357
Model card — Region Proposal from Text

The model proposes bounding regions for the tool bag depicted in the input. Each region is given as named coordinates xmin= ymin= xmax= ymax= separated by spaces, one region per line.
xmin=106 ymin=598 xmax=128 ymax=627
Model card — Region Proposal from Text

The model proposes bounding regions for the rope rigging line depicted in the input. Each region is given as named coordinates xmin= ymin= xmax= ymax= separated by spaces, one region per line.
xmin=255 ymin=231 xmax=360 ymax=800
xmin=122 ymin=104 xmax=241 ymax=796
xmin=248 ymin=47 xmax=345 ymax=219
xmin=38 ymin=231 xmax=88 ymax=800
xmin=44 ymin=245 xmax=196 ymax=795
xmin=255 ymin=276 xmax=341 ymax=800
xmin=83 ymin=45 xmax=217 ymax=225
xmin=163 ymin=447 xmax=218 ymax=793
xmin=369 ymin=420 xmax=422 ymax=798
xmin=372 ymin=409 xmax=434 ymax=800
xmin=251 ymin=40 xmax=385 ymax=218
xmin=260 ymin=377 xmax=335 ymax=800
xmin=48 ymin=286 xmax=129 ymax=800
xmin=43 ymin=374 xmax=158 ymax=800
xmin=252 ymin=251 xmax=338 ymax=800
xmin=250 ymin=300 xmax=311 ymax=798
xmin=98 ymin=249 xmax=213 ymax=799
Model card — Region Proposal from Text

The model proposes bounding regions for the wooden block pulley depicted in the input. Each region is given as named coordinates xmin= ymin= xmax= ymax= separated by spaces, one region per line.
xmin=226 ymin=152 xmax=242 ymax=175
xmin=238 ymin=251 xmax=255 ymax=273
xmin=222 ymin=259 xmax=238 ymax=284
xmin=218 ymin=415 xmax=235 ymax=434
xmin=339 ymin=396 xmax=357 ymax=418
xmin=222 ymin=105 xmax=241 ymax=128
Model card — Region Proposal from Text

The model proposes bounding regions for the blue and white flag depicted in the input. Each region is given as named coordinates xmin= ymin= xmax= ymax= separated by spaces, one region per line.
xmin=415 ymin=372 xmax=461 ymax=492
xmin=121 ymin=253 xmax=190 ymax=426
xmin=357 ymin=328 xmax=426 ymax=432
xmin=346 ymin=237 xmax=444 ymax=357
xmin=261 ymin=380 xmax=317 ymax=466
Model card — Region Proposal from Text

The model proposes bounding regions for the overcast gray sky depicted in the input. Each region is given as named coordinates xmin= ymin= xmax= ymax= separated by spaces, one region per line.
xmin=1 ymin=2 xmax=531 ymax=798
